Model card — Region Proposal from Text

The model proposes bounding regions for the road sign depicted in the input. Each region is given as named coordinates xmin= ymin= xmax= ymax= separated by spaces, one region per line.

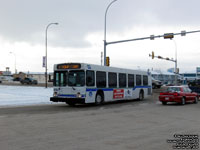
xmin=43 ymin=56 xmax=46 ymax=67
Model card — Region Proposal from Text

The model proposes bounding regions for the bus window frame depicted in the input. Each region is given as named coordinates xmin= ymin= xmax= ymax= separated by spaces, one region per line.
xmin=128 ymin=74 xmax=135 ymax=88
xmin=119 ymin=73 xmax=127 ymax=88
xmin=136 ymin=75 xmax=142 ymax=86
xmin=108 ymin=72 xmax=117 ymax=88
xmin=96 ymin=71 xmax=106 ymax=88
xmin=143 ymin=75 xmax=148 ymax=86
xmin=86 ymin=70 xmax=95 ymax=87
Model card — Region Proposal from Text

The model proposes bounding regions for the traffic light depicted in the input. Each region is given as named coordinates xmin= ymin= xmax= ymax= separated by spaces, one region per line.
xmin=152 ymin=51 xmax=154 ymax=59
xmin=164 ymin=33 xmax=174 ymax=39
xmin=106 ymin=57 xmax=110 ymax=66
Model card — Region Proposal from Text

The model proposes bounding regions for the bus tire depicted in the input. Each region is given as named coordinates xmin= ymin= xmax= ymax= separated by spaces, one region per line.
xmin=95 ymin=93 xmax=103 ymax=105
xmin=139 ymin=90 xmax=144 ymax=100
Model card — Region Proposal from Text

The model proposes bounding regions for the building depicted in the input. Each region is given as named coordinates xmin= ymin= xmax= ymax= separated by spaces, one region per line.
xmin=151 ymin=70 xmax=176 ymax=85
xmin=0 ymin=68 xmax=12 ymax=81
xmin=180 ymin=73 xmax=200 ymax=81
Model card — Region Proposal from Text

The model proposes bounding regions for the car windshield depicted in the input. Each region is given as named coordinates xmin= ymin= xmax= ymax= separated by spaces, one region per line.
xmin=68 ymin=70 xmax=85 ymax=87
xmin=166 ymin=87 xmax=181 ymax=93
xmin=183 ymin=87 xmax=192 ymax=93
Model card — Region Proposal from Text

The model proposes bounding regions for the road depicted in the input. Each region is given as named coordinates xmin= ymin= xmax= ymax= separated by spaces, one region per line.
xmin=0 ymin=89 xmax=199 ymax=150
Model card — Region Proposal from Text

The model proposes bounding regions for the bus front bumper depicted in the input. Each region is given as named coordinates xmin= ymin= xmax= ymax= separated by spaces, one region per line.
xmin=50 ymin=97 xmax=85 ymax=104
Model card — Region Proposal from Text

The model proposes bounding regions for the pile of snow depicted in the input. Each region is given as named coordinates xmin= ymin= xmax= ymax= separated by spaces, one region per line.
xmin=0 ymin=85 xmax=53 ymax=107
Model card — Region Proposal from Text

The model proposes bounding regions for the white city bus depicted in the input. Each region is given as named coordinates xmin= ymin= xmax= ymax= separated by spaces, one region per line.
xmin=50 ymin=63 xmax=152 ymax=106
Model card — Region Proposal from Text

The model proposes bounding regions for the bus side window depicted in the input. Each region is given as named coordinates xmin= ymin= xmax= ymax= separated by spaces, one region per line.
xmin=136 ymin=75 xmax=142 ymax=86
xmin=108 ymin=72 xmax=117 ymax=88
xmin=86 ymin=70 xmax=95 ymax=86
xmin=128 ymin=74 xmax=134 ymax=88
xmin=119 ymin=73 xmax=126 ymax=88
xmin=96 ymin=71 xmax=106 ymax=88
xmin=143 ymin=75 xmax=148 ymax=86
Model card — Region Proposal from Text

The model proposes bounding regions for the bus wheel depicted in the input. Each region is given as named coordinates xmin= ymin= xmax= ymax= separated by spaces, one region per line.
xmin=139 ymin=91 xmax=144 ymax=100
xmin=66 ymin=101 xmax=76 ymax=106
xmin=95 ymin=94 xmax=103 ymax=105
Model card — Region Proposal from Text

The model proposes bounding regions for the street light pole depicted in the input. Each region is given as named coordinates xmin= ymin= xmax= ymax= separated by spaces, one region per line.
xmin=45 ymin=22 xmax=58 ymax=88
xmin=104 ymin=0 xmax=117 ymax=66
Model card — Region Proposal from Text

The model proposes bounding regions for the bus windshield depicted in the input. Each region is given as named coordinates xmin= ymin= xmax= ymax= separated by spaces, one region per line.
xmin=68 ymin=70 xmax=85 ymax=87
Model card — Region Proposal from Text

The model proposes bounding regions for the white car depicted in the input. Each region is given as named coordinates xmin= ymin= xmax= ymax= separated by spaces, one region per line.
xmin=152 ymin=78 xmax=162 ymax=89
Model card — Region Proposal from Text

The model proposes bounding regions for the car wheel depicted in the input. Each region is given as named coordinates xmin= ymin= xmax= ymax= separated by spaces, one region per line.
xmin=194 ymin=97 xmax=198 ymax=104
xmin=95 ymin=93 xmax=103 ymax=105
xmin=162 ymin=101 xmax=167 ymax=105
xmin=139 ymin=91 xmax=144 ymax=100
xmin=181 ymin=97 xmax=185 ymax=105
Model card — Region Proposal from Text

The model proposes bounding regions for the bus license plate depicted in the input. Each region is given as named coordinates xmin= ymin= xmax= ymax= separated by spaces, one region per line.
xmin=165 ymin=97 xmax=169 ymax=100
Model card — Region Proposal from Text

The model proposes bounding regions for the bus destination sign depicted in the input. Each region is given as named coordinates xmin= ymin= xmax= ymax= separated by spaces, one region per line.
xmin=57 ymin=64 xmax=81 ymax=69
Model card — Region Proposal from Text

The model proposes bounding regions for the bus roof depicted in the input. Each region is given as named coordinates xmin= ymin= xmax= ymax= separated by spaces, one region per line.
xmin=54 ymin=63 xmax=149 ymax=75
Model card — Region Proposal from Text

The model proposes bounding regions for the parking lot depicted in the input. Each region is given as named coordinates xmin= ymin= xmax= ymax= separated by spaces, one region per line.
xmin=0 ymin=88 xmax=199 ymax=150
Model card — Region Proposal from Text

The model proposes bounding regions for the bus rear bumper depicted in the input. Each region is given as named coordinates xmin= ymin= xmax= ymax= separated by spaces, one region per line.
xmin=50 ymin=97 xmax=85 ymax=104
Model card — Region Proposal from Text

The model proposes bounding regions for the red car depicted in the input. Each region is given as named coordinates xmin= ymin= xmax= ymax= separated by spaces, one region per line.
xmin=159 ymin=86 xmax=199 ymax=105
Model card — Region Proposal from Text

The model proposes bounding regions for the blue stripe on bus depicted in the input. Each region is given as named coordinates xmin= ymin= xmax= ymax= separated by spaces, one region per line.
xmin=86 ymin=89 xmax=97 ymax=92
xmin=58 ymin=94 xmax=86 ymax=98
xmin=133 ymin=86 xmax=151 ymax=90
xmin=86 ymin=88 xmax=113 ymax=92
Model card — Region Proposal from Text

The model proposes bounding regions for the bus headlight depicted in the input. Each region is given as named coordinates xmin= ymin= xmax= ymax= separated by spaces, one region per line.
xmin=53 ymin=92 xmax=58 ymax=97
xmin=76 ymin=92 xmax=81 ymax=98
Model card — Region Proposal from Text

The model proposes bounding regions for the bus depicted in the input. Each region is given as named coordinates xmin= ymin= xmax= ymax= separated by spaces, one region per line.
xmin=50 ymin=63 xmax=152 ymax=106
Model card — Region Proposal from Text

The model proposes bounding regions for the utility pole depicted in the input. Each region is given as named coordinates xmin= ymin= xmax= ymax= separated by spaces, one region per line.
xmin=101 ymin=52 xmax=103 ymax=66
xmin=104 ymin=0 xmax=118 ymax=66
xmin=45 ymin=22 xmax=58 ymax=88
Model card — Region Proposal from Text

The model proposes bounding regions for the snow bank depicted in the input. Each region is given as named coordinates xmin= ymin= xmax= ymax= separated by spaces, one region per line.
xmin=0 ymin=85 xmax=53 ymax=107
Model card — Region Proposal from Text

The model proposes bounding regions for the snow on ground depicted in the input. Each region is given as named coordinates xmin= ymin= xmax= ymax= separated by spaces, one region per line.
xmin=0 ymin=85 xmax=53 ymax=107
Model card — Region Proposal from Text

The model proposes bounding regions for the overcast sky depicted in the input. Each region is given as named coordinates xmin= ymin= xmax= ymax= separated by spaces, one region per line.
xmin=0 ymin=0 xmax=200 ymax=73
